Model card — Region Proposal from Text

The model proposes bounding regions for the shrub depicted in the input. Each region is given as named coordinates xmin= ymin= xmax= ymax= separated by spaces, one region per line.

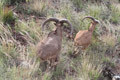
xmin=16 ymin=0 xmax=48 ymax=17
xmin=28 ymin=0 xmax=48 ymax=17
xmin=87 ymin=5 xmax=102 ymax=19
xmin=15 ymin=4 xmax=32 ymax=15
xmin=71 ymin=0 xmax=84 ymax=11
xmin=100 ymin=34 xmax=116 ymax=47
xmin=110 ymin=5 xmax=120 ymax=24
xmin=1 ymin=7 xmax=16 ymax=27
xmin=77 ymin=54 xmax=103 ymax=80
xmin=2 ymin=0 xmax=26 ymax=5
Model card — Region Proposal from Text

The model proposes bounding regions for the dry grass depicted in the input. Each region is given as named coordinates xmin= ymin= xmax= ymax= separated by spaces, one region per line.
xmin=28 ymin=0 xmax=48 ymax=17
xmin=0 ymin=0 xmax=120 ymax=80
xmin=100 ymin=34 xmax=116 ymax=47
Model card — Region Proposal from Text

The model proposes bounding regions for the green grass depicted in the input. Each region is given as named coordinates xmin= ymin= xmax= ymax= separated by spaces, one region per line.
xmin=71 ymin=0 xmax=84 ymax=11
xmin=110 ymin=5 xmax=120 ymax=24
xmin=16 ymin=0 xmax=48 ymax=17
xmin=1 ymin=0 xmax=26 ymax=5
xmin=0 ymin=7 xmax=16 ymax=26
xmin=0 ymin=0 xmax=120 ymax=80
xmin=0 ymin=0 xmax=3 ymax=20
xmin=75 ymin=53 xmax=103 ymax=80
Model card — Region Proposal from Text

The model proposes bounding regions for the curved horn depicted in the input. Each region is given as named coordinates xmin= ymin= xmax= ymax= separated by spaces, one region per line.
xmin=42 ymin=17 xmax=59 ymax=30
xmin=82 ymin=16 xmax=95 ymax=21
xmin=60 ymin=19 xmax=73 ymax=35
xmin=82 ymin=16 xmax=100 ymax=23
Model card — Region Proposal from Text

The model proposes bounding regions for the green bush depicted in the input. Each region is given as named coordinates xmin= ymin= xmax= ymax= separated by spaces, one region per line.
xmin=2 ymin=0 xmax=26 ymax=5
xmin=16 ymin=0 xmax=48 ymax=17
xmin=0 ymin=1 xmax=16 ymax=26
xmin=28 ymin=0 xmax=48 ymax=17
xmin=87 ymin=5 xmax=102 ymax=19
xmin=110 ymin=5 xmax=120 ymax=24
xmin=15 ymin=4 xmax=32 ymax=15
xmin=71 ymin=0 xmax=84 ymax=11
xmin=1 ymin=7 xmax=16 ymax=26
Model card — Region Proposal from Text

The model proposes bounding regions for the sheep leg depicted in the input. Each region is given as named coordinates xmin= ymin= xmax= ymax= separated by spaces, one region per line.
xmin=82 ymin=45 xmax=88 ymax=50
xmin=47 ymin=58 xmax=56 ymax=70
xmin=48 ymin=60 xmax=51 ymax=68
xmin=48 ymin=59 xmax=53 ymax=69
xmin=40 ymin=61 xmax=48 ymax=72
xmin=44 ymin=60 xmax=52 ymax=72
xmin=81 ymin=45 xmax=89 ymax=55
xmin=73 ymin=47 xmax=79 ymax=54
xmin=73 ymin=46 xmax=82 ymax=56
xmin=50 ymin=57 xmax=59 ymax=71
xmin=54 ymin=56 xmax=59 ymax=71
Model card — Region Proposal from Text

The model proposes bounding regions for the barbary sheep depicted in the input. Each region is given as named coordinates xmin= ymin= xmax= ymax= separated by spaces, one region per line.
xmin=36 ymin=17 xmax=73 ymax=69
xmin=73 ymin=16 xmax=100 ymax=55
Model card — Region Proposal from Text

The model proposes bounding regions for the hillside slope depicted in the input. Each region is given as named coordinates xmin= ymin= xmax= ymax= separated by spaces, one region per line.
xmin=0 ymin=0 xmax=120 ymax=80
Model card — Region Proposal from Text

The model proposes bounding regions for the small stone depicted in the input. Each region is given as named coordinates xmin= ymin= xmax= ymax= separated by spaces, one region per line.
xmin=113 ymin=75 xmax=120 ymax=80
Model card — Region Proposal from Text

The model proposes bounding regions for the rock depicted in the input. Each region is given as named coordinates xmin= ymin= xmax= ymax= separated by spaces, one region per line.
xmin=113 ymin=75 xmax=120 ymax=80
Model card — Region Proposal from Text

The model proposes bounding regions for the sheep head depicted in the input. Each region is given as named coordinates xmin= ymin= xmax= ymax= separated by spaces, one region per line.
xmin=82 ymin=16 xmax=100 ymax=32
xmin=42 ymin=17 xmax=73 ymax=35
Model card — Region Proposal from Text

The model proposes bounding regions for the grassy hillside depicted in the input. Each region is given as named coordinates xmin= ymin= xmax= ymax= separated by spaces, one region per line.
xmin=0 ymin=0 xmax=120 ymax=80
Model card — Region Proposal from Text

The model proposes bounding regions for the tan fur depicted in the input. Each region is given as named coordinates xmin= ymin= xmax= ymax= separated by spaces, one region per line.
xmin=36 ymin=18 xmax=73 ymax=66
xmin=36 ymin=26 xmax=62 ymax=61
xmin=74 ymin=16 xmax=99 ymax=50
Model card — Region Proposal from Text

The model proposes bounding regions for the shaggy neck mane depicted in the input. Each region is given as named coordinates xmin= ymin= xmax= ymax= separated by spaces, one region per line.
xmin=88 ymin=22 xmax=96 ymax=32
xmin=55 ymin=27 xmax=62 ymax=37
